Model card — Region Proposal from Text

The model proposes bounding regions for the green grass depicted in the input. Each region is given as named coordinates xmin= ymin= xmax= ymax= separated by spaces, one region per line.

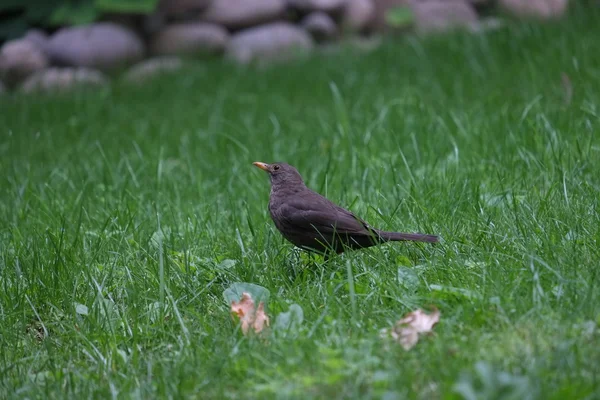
xmin=1 ymin=6 xmax=600 ymax=399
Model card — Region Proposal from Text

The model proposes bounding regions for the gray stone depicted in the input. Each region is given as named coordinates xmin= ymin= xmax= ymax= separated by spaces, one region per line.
xmin=21 ymin=67 xmax=108 ymax=93
xmin=0 ymin=38 xmax=49 ymax=86
xmin=124 ymin=57 xmax=183 ymax=83
xmin=342 ymin=0 xmax=375 ymax=32
xmin=200 ymin=0 xmax=286 ymax=29
xmin=150 ymin=22 xmax=229 ymax=56
xmin=46 ymin=22 xmax=144 ymax=71
xmin=145 ymin=0 xmax=214 ymax=36
xmin=414 ymin=0 xmax=478 ymax=34
xmin=23 ymin=29 xmax=49 ymax=53
xmin=499 ymin=0 xmax=569 ymax=19
xmin=301 ymin=12 xmax=338 ymax=42
xmin=226 ymin=22 xmax=314 ymax=64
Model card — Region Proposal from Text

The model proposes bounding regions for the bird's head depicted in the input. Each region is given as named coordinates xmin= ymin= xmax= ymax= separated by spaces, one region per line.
xmin=253 ymin=162 xmax=304 ymax=187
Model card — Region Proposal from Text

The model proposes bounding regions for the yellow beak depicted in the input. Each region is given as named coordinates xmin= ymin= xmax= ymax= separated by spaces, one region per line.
xmin=252 ymin=162 xmax=270 ymax=172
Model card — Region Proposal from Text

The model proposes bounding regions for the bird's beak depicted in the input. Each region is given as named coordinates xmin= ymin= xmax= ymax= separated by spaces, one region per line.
xmin=253 ymin=162 xmax=270 ymax=172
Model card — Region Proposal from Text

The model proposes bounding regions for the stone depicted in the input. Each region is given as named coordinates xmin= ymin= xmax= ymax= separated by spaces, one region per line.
xmin=23 ymin=29 xmax=49 ymax=53
xmin=200 ymin=0 xmax=286 ymax=29
xmin=301 ymin=12 xmax=338 ymax=42
xmin=124 ymin=57 xmax=183 ymax=83
xmin=287 ymin=0 xmax=347 ymax=12
xmin=20 ymin=67 xmax=107 ymax=93
xmin=150 ymin=22 xmax=229 ymax=56
xmin=342 ymin=0 xmax=375 ymax=32
xmin=499 ymin=0 xmax=569 ymax=19
xmin=46 ymin=22 xmax=144 ymax=71
xmin=0 ymin=38 xmax=49 ymax=86
xmin=413 ymin=0 xmax=478 ymax=34
xmin=226 ymin=22 xmax=313 ymax=64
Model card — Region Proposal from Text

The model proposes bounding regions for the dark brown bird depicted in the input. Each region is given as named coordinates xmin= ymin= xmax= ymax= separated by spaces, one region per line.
xmin=253 ymin=162 xmax=439 ymax=256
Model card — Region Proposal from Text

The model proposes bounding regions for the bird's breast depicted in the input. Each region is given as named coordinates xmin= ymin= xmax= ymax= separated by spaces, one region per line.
xmin=267 ymin=194 xmax=283 ymax=220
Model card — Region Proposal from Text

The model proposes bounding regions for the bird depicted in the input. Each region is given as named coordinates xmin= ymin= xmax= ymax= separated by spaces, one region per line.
xmin=252 ymin=161 xmax=439 ymax=257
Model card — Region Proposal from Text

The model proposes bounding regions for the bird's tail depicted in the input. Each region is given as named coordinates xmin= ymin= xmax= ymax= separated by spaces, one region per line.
xmin=377 ymin=231 xmax=439 ymax=243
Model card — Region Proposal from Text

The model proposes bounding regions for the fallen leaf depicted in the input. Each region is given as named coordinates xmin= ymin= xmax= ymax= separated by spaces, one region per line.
xmin=380 ymin=307 xmax=440 ymax=350
xmin=75 ymin=303 xmax=89 ymax=316
xmin=253 ymin=301 xmax=269 ymax=333
xmin=274 ymin=303 xmax=304 ymax=335
xmin=223 ymin=282 xmax=270 ymax=306
xmin=230 ymin=292 xmax=270 ymax=335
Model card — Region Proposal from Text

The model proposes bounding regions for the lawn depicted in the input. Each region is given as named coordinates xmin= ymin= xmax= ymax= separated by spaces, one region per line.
xmin=1 ymin=5 xmax=599 ymax=399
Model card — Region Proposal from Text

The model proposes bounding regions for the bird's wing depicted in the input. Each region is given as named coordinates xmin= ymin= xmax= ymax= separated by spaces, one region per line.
xmin=279 ymin=193 xmax=372 ymax=236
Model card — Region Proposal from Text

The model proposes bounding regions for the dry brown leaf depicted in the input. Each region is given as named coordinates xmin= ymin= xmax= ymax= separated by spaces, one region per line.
xmin=253 ymin=301 xmax=269 ymax=333
xmin=230 ymin=292 xmax=270 ymax=335
xmin=380 ymin=307 xmax=440 ymax=350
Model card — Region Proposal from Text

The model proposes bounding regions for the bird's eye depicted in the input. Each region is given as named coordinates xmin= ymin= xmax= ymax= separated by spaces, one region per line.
xmin=273 ymin=165 xmax=280 ymax=171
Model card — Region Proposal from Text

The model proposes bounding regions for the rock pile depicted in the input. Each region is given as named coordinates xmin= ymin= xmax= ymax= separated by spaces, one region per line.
xmin=0 ymin=0 xmax=570 ymax=94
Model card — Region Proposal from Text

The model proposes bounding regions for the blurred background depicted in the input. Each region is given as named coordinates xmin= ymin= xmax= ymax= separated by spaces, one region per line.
xmin=0 ymin=0 xmax=582 ymax=93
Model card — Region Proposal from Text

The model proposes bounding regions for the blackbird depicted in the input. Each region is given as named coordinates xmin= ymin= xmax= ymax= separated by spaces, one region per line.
xmin=253 ymin=161 xmax=439 ymax=256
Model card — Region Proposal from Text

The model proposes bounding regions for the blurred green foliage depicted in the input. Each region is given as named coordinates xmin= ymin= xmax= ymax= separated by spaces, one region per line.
xmin=384 ymin=6 xmax=415 ymax=29
xmin=0 ymin=0 xmax=158 ymax=41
